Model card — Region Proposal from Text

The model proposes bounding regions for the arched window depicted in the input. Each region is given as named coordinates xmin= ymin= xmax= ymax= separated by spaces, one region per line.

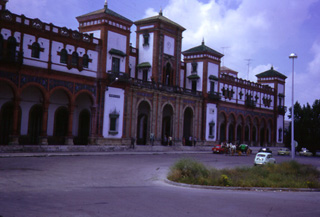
xmin=71 ymin=51 xmax=78 ymax=67
xmin=82 ymin=54 xmax=89 ymax=68
xmin=31 ymin=42 xmax=40 ymax=58
xmin=60 ymin=49 xmax=68 ymax=64
xmin=7 ymin=36 xmax=17 ymax=61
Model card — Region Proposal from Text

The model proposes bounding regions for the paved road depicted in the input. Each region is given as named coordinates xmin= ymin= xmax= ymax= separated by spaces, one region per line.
xmin=0 ymin=152 xmax=319 ymax=217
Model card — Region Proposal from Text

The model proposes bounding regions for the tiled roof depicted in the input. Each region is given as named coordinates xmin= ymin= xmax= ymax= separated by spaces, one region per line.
xmin=256 ymin=66 xmax=287 ymax=79
xmin=183 ymin=42 xmax=223 ymax=58
xmin=77 ymin=7 xmax=132 ymax=23
xmin=134 ymin=12 xmax=185 ymax=31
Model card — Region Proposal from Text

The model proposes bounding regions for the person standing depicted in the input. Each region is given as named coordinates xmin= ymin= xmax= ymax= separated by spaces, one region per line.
xmin=193 ymin=137 xmax=197 ymax=147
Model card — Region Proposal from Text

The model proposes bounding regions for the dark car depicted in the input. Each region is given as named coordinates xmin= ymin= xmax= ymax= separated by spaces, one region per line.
xmin=212 ymin=145 xmax=224 ymax=154
xmin=258 ymin=147 xmax=272 ymax=153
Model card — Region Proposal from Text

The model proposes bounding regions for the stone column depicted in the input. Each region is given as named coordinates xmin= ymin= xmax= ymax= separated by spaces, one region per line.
xmin=88 ymin=105 xmax=97 ymax=145
xmin=65 ymin=103 xmax=75 ymax=145
xmin=9 ymin=97 xmax=20 ymax=145
xmin=39 ymin=101 xmax=49 ymax=145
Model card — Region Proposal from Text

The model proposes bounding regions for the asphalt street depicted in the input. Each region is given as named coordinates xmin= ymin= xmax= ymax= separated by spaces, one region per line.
xmin=0 ymin=152 xmax=319 ymax=217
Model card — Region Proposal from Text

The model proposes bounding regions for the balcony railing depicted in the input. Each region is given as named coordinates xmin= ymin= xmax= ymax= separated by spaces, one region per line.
xmin=245 ymin=99 xmax=256 ymax=108
xmin=207 ymin=91 xmax=221 ymax=100
xmin=131 ymin=79 xmax=202 ymax=97
xmin=107 ymin=71 xmax=129 ymax=82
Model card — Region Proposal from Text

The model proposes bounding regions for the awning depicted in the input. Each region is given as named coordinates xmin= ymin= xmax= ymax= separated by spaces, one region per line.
xmin=137 ymin=62 xmax=151 ymax=68
xmin=109 ymin=48 xmax=127 ymax=57
xmin=187 ymin=74 xmax=200 ymax=80
xmin=209 ymin=75 xmax=219 ymax=80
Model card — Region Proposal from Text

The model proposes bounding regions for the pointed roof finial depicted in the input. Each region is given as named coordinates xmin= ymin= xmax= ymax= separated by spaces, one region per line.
xmin=104 ymin=0 xmax=108 ymax=9
xmin=202 ymin=38 xmax=205 ymax=45
xmin=159 ymin=7 xmax=163 ymax=16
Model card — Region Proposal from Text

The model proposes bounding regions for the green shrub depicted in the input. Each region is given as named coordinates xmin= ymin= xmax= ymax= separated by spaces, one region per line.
xmin=168 ymin=158 xmax=209 ymax=184
xmin=168 ymin=159 xmax=320 ymax=189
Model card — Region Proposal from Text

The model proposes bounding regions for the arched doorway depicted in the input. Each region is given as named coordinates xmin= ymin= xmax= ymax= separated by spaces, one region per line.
xmin=137 ymin=101 xmax=150 ymax=145
xmin=28 ymin=104 xmax=43 ymax=145
xmin=53 ymin=106 xmax=68 ymax=145
xmin=245 ymin=126 xmax=250 ymax=142
xmin=228 ymin=115 xmax=235 ymax=143
xmin=218 ymin=113 xmax=226 ymax=142
xmin=76 ymin=109 xmax=90 ymax=145
xmin=236 ymin=125 xmax=242 ymax=144
xmin=162 ymin=104 xmax=173 ymax=145
xmin=74 ymin=93 xmax=93 ymax=145
xmin=0 ymin=102 xmax=14 ymax=145
xmin=183 ymin=107 xmax=193 ymax=146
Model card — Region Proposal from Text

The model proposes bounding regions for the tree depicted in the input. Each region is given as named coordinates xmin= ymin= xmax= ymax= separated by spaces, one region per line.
xmin=286 ymin=100 xmax=320 ymax=154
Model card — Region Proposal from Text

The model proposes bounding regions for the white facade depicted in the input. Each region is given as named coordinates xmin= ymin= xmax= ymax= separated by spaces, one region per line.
xmin=103 ymin=87 xmax=125 ymax=139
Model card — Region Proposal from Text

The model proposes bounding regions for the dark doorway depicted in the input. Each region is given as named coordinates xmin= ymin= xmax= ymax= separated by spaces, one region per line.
xmin=136 ymin=101 xmax=150 ymax=145
xmin=228 ymin=124 xmax=234 ymax=142
xmin=245 ymin=126 xmax=249 ymax=142
xmin=236 ymin=125 xmax=242 ymax=143
xmin=28 ymin=104 xmax=43 ymax=145
xmin=260 ymin=128 xmax=265 ymax=146
xmin=76 ymin=109 xmax=90 ymax=145
xmin=0 ymin=102 xmax=14 ymax=145
xmin=220 ymin=123 xmax=226 ymax=142
xmin=162 ymin=104 xmax=173 ymax=145
xmin=53 ymin=106 xmax=69 ymax=145
xmin=183 ymin=107 xmax=193 ymax=146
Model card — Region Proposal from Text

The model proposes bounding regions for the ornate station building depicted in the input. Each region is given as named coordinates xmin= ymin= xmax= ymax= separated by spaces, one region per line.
xmin=0 ymin=0 xmax=287 ymax=148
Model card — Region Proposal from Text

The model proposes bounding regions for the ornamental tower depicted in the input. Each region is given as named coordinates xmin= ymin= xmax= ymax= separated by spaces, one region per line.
xmin=134 ymin=10 xmax=185 ymax=86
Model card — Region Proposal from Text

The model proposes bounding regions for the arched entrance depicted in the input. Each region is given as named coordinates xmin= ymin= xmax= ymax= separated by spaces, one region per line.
xmin=74 ymin=93 xmax=93 ymax=145
xmin=53 ymin=106 xmax=69 ymax=144
xmin=228 ymin=115 xmax=235 ymax=142
xmin=218 ymin=113 xmax=226 ymax=142
xmin=183 ymin=107 xmax=193 ymax=146
xmin=137 ymin=101 xmax=150 ymax=145
xmin=28 ymin=104 xmax=43 ymax=145
xmin=76 ymin=109 xmax=90 ymax=145
xmin=0 ymin=102 xmax=14 ymax=145
xmin=162 ymin=104 xmax=173 ymax=145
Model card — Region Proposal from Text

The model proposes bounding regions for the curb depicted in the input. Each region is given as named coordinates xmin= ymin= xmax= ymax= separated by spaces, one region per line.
xmin=164 ymin=178 xmax=320 ymax=192
xmin=0 ymin=151 xmax=210 ymax=158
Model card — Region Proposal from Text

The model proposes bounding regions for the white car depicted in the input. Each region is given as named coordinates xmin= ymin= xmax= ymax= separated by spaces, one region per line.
xmin=299 ymin=148 xmax=312 ymax=156
xmin=254 ymin=152 xmax=276 ymax=166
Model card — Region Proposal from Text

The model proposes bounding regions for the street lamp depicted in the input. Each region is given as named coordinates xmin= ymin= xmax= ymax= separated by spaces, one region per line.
xmin=289 ymin=53 xmax=297 ymax=160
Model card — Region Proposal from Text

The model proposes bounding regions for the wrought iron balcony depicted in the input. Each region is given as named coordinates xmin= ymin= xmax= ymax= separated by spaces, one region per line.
xmin=278 ymin=106 xmax=287 ymax=115
xmin=207 ymin=91 xmax=221 ymax=100
xmin=131 ymin=79 xmax=202 ymax=96
xmin=107 ymin=71 xmax=129 ymax=82
xmin=245 ymin=99 xmax=256 ymax=108
xmin=0 ymin=51 xmax=23 ymax=65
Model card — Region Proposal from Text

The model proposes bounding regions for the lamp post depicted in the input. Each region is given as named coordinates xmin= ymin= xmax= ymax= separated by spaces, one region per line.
xmin=289 ymin=53 xmax=297 ymax=160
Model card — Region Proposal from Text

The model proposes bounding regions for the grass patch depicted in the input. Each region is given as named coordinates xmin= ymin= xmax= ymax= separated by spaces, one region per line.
xmin=167 ymin=158 xmax=320 ymax=189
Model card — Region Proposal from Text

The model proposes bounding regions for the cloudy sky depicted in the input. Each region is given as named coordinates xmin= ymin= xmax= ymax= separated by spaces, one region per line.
xmin=6 ymin=0 xmax=320 ymax=117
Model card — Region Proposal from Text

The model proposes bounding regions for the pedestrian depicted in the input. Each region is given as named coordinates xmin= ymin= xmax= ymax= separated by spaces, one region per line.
xmin=169 ymin=136 xmax=172 ymax=146
xmin=193 ymin=137 xmax=197 ymax=147
xmin=131 ymin=137 xmax=135 ymax=149
xmin=150 ymin=133 xmax=154 ymax=146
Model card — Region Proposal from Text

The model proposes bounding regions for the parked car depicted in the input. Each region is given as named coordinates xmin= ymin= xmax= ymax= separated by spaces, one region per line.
xmin=254 ymin=152 xmax=276 ymax=166
xmin=299 ymin=148 xmax=312 ymax=156
xmin=258 ymin=147 xmax=272 ymax=153
xmin=277 ymin=148 xmax=290 ymax=156
xmin=212 ymin=145 xmax=224 ymax=154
